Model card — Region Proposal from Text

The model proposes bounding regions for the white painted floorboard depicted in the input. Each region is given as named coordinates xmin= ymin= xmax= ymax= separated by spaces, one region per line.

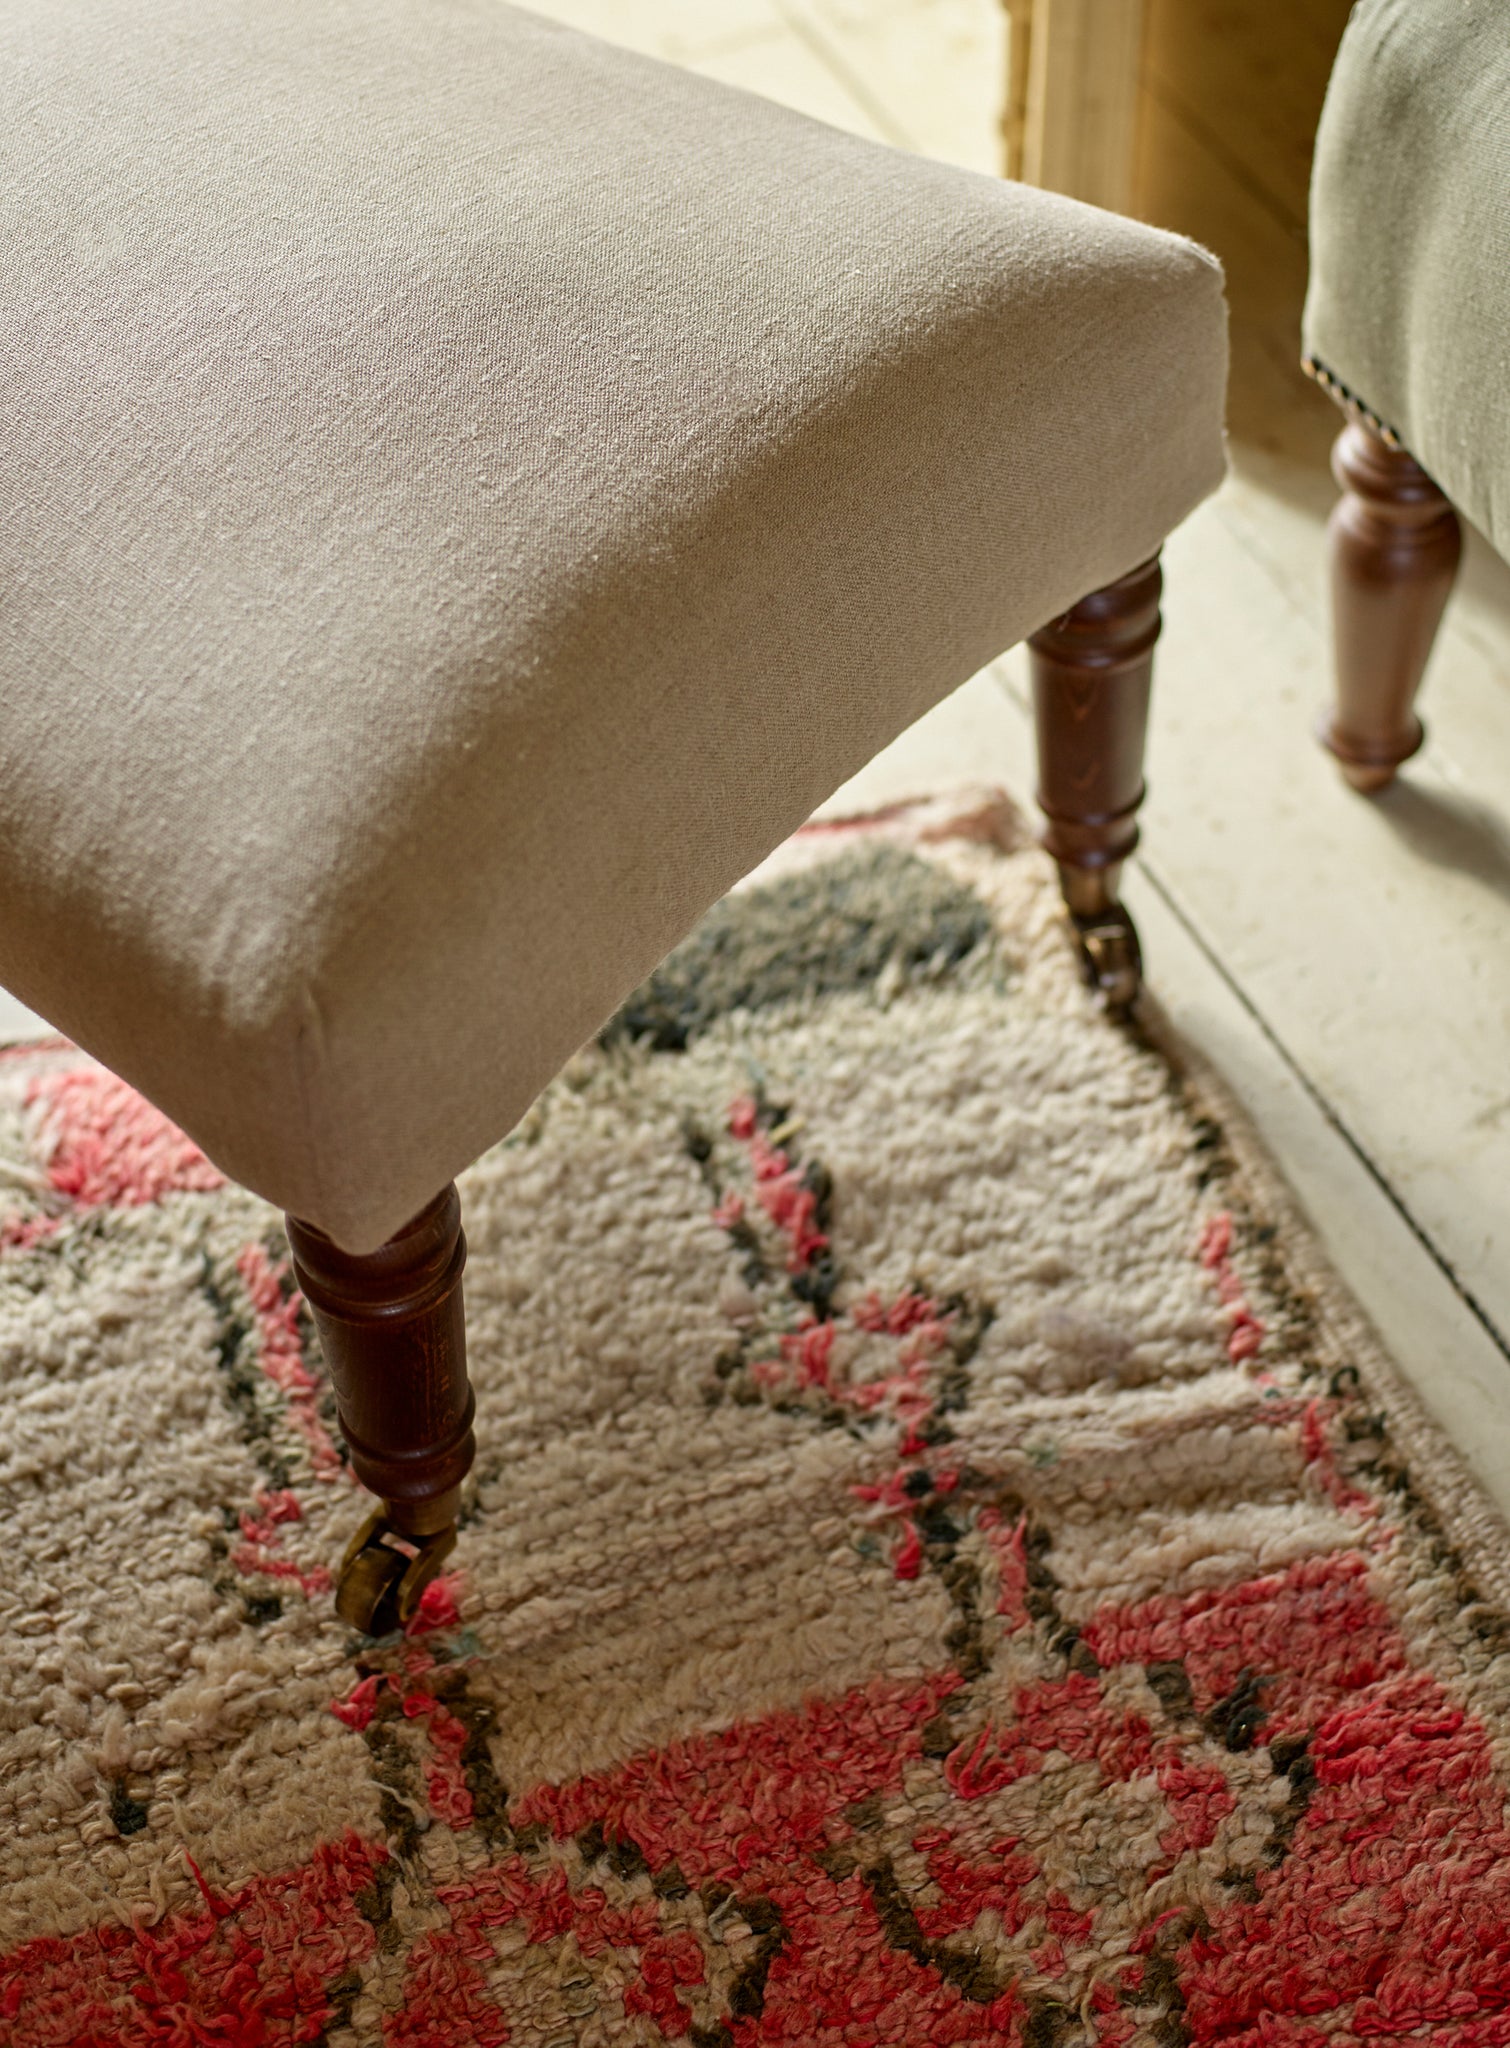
xmin=0 ymin=988 xmax=43 ymax=1043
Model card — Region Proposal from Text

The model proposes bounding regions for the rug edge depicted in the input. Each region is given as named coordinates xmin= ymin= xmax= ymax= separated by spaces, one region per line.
xmin=1137 ymin=988 xmax=1510 ymax=1615
xmin=806 ymin=789 xmax=1510 ymax=1613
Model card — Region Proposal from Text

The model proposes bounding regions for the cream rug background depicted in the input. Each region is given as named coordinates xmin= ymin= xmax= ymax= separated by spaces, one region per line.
xmin=3 ymin=791 xmax=1509 ymax=2046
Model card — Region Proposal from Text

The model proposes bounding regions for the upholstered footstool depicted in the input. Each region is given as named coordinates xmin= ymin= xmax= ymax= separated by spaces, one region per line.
xmin=1304 ymin=0 xmax=1508 ymax=789
xmin=0 ymin=0 xmax=1226 ymax=1629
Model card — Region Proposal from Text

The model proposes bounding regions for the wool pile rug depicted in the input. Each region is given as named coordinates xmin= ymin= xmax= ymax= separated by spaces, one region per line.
xmin=2 ymin=791 xmax=1509 ymax=2048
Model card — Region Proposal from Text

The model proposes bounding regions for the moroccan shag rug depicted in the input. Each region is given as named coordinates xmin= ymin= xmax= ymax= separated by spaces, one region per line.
xmin=4 ymin=790 xmax=1510 ymax=2048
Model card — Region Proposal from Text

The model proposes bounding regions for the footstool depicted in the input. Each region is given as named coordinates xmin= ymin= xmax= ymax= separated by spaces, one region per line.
xmin=0 ymin=0 xmax=1227 ymax=1630
xmin=1303 ymin=0 xmax=1505 ymax=789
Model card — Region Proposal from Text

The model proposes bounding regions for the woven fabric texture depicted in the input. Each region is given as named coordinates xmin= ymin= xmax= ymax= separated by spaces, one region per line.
xmin=4 ymin=793 xmax=1510 ymax=2043
xmin=0 ymin=0 xmax=1226 ymax=1251
xmin=1304 ymin=0 xmax=1510 ymax=548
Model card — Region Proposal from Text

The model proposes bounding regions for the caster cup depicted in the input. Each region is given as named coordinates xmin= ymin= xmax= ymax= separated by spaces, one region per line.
xmin=335 ymin=1512 xmax=457 ymax=1636
xmin=1072 ymin=903 xmax=1143 ymax=1014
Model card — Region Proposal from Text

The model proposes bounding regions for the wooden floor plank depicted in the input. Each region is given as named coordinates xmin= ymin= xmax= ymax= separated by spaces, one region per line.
xmin=776 ymin=0 xmax=1005 ymax=169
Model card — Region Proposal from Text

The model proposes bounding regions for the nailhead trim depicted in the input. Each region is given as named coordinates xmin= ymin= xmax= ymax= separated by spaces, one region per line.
xmin=1301 ymin=353 xmax=1404 ymax=450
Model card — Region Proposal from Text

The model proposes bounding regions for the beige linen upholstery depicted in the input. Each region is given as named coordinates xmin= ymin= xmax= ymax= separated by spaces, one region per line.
xmin=0 ymin=0 xmax=1227 ymax=1252
xmin=1305 ymin=0 xmax=1510 ymax=555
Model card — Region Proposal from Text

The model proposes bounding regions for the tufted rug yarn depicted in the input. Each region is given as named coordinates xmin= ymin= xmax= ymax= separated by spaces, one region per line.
xmin=4 ymin=789 xmax=1510 ymax=2048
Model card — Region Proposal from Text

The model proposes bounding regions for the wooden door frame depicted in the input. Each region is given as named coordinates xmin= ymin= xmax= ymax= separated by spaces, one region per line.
xmin=1003 ymin=0 xmax=1146 ymax=216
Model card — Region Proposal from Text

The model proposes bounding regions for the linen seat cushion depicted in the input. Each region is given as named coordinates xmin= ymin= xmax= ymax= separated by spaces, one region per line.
xmin=0 ymin=0 xmax=1227 ymax=1253
xmin=1304 ymin=0 xmax=1510 ymax=555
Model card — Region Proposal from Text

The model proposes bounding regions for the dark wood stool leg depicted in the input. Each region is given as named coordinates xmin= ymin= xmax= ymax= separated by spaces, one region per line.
xmin=1322 ymin=421 xmax=1461 ymax=793
xmin=286 ymin=1184 xmax=475 ymax=1635
xmin=1029 ymin=552 xmax=1161 ymax=1012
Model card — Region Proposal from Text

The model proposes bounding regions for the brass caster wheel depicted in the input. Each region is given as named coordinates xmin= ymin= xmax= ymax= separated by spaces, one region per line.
xmin=1072 ymin=904 xmax=1143 ymax=1014
xmin=335 ymin=1513 xmax=457 ymax=1636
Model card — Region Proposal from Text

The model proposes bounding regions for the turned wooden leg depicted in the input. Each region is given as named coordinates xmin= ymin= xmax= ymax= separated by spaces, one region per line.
xmin=286 ymin=1185 xmax=475 ymax=1635
xmin=1322 ymin=421 xmax=1462 ymax=793
xmin=1029 ymin=552 xmax=1160 ymax=1011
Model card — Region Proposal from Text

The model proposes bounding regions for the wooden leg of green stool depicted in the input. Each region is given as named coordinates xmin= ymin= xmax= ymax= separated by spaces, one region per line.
xmin=285 ymin=1185 xmax=474 ymax=1636
xmin=1029 ymin=552 xmax=1161 ymax=1012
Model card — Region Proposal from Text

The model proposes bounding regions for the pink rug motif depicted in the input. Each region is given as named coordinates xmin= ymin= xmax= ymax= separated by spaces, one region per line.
xmin=2 ymin=794 xmax=1508 ymax=2047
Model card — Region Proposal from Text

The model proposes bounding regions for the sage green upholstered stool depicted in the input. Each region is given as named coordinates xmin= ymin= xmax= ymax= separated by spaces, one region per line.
xmin=1305 ymin=0 xmax=1510 ymax=790
xmin=0 ymin=0 xmax=1227 ymax=1628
